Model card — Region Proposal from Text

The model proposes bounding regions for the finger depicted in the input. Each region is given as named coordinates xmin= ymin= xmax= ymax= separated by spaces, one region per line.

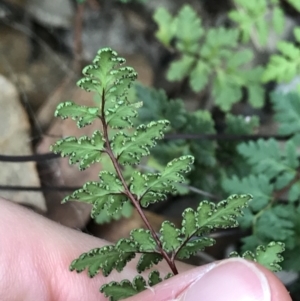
xmin=128 ymin=258 xmax=292 ymax=301
xmin=0 ymin=198 xmax=189 ymax=301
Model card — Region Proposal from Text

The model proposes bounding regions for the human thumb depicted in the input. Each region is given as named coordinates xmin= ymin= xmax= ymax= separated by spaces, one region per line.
xmin=129 ymin=258 xmax=292 ymax=301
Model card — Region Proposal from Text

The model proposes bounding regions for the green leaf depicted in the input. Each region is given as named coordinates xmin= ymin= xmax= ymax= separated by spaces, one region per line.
xmin=148 ymin=270 xmax=163 ymax=286
xmin=167 ymin=55 xmax=195 ymax=81
xmin=272 ymin=7 xmax=285 ymax=34
xmin=185 ymin=111 xmax=216 ymax=167
xmin=230 ymin=242 xmax=285 ymax=272
xmin=51 ymin=131 xmax=105 ymax=170
xmin=189 ymin=61 xmax=210 ymax=92
xmin=229 ymin=0 xmax=272 ymax=46
xmin=130 ymin=229 xmax=157 ymax=251
xmin=225 ymin=114 xmax=259 ymax=135
xmin=101 ymin=276 xmax=146 ymax=301
xmin=54 ymin=101 xmax=99 ymax=128
xmin=95 ymin=201 xmax=132 ymax=224
xmin=271 ymin=92 xmax=300 ymax=135
xmin=177 ymin=237 xmax=215 ymax=259
xmin=263 ymin=38 xmax=300 ymax=83
xmin=212 ymin=79 xmax=242 ymax=111
xmin=63 ymin=175 xmax=125 ymax=218
xmin=160 ymin=221 xmax=181 ymax=252
xmin=135 ymin=84 xmax=187 ymax=130
xmin=288 ymin=181 xmax=300 ymax=202
xmin=174 ymin=5 xmax=203 ymax=53
xmin=196 ymin=194 xmax=252 ymax=235
xmin=137 ymin=253 xmax=163 ymax=273
xmin=222 ymin=175 xmax=273 ymax=212
xmin=70 ymin=243 xmax=136 ymax=277
xmin=256 ymin=206 xmax=295 ymax=243
xmin=106 ymin=101 xmax=138 ymax=128
xmin=153 ymin=7 xmax=176 ymax=46
xmin=237 ymin=139 xmax=284 ymax=178
xmin=130 ymin=156 xmax=194 ymax=207
xmin=286 ymin=0 xmax=300 ymax=11
xmin=112 ymin=120 xmax=169 ymax=165
xmin=181 ymin=208 xmax=196 ymax=238
xmin=79 ymin=48 xmax=137 ymax=102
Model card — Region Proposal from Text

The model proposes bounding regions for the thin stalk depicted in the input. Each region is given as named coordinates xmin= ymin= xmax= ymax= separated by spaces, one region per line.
xmin=99 ymin=90 xmax=178 ymax=275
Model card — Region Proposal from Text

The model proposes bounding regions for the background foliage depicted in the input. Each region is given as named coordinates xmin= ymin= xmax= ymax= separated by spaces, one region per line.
xmin=135 ymin=0 xmax=300 ymax=277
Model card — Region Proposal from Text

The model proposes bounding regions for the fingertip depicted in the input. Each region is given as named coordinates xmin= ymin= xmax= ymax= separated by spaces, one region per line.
xmin=128 ymin=259 xmax=292 ymax=301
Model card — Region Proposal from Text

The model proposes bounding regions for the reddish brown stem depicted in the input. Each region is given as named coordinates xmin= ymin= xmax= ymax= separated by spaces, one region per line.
xmin=99 ymin=90 xmax=178 ymax=275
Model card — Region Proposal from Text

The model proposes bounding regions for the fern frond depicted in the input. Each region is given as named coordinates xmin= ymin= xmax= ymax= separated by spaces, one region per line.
xmin=263 ymin=28 xmax=300 ymax=83
xmin=230 ymin=242 xmax=285 ymax=272
xmin=101 ymin=271 xmax=165 ymax=301
xmin=78 ymin=48 xmax=137 ymax=100
xmin=130 ymin=156 xmax=194 ymax=207
xmin=54 ymin=101 xmax=99 ymax=128
xmin=222 ymin=175 xmax=273 ymax=212
xmin=195 ymin=194 xmax=252 ymax=234
xmin=157 ymin=195 xmax=252 ymax=260
xmin=271 ymin=92 xmax=300 ymax=135
xmin=160 ymin=221 xmax=181 ymax=252
xmin=177 ymin=238 xmax=215 ymax=259
xmin=101 ymin=276 xmax=146 ymax=301
xmin=111 ymin=120 xmax=170 ymax=165
xmin=62 ymin=171 xmax=127 ymax=218
xmin=229 ymin=0 xmax=284 ymax=46
xmin=137 ymin=253 xmax=163 ymax=272
xmin=50 ymin=131 xmax=104 ymax=170
xmin=70 ymin=241 xmax=137 ymax=277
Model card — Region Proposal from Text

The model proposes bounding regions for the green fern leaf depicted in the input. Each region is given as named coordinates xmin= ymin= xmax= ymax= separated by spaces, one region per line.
xmin=225 ymin=114 xmax=259 ymax=135
xmin=78 ymin=48 xmax=137 ymax=101
xmin=51 ymin=131 xmax=104 ymax=170
xmin=54 ymin=101 xmax=99 ymax=128
xmin=181 ymin=208 xmax=197 ymax=238
xmin=160 ymin=221 xmax=181 ymax=252
xmin=105 ymin=194 xmax=128 ymax=216
xmin=70 ymin=242 xmax=136 ymax=277
xmin=222 ymin=175 xmax=273 ymax=212
xmin=196 ymin=194 xmax=252 ymax=234
xmin=263 ymin=30 xmax=300 ymax=83
xmin=272 ymin=6 xmax=285 ymax=34
xmin=271 ymin=92 xmax=300 ymax=135
xmin=237 ymin=139 xmax=282 ymax=177
xmin=63 ymin=173 xmax=125 ymax=218
xmin=189 ymin=61 xmax=210 ymax=92
xmin=286 ymin=0 xmax=300 ymax=11
xmin=130 ymin=156 xmax=194 ymax=207
xmin=105 ymin=101 xmax=138 ymax=128
xmin=101 ymin=276 xmax=146 ymax=301
xmin=229 ymin=0 xmax=281 ymax=46
xmin=167 ymin=55 xmax=195 ymax=81
xmin=184 ymin=112 xmax=216 ymax=167
xmin=212 ymin=79 xmax=242 ymax=112
xmin=137 ymin=253 xmax=163 ymax=273
xmin=153 ymin=7 xmax=176 ymax=46
xmin=177 ymin=237 xmax=215 ymax=259
xmin=148 ymin=270 xmax=163 ymax=286
xmin=135 ymin=84 xmax=187 ymax=130
xmin=173 ymin=5 xmax=203 ymax=53
xmin=112 ymin=120 xmax=169 ymax=165
xmin=95 ymin=200 xmax=132 ymax=224
xmin=130 ymin=229 xmax=157 ymax=252
xmin=230 ymin=242 xmax=285 ymax=272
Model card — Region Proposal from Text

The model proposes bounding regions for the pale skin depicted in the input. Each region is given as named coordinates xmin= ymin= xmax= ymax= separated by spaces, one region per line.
xmin=0 ymin=198 xmax=292 ymax=301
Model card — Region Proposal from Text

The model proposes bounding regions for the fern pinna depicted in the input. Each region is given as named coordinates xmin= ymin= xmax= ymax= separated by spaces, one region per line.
xmin=51 ymin=48 xmax=284 ymax=301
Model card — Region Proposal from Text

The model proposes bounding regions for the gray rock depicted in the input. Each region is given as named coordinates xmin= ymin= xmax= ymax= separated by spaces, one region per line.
xmin=26 ymin=0 xmax=74 ymax=28
xmin=0 ymin=75 xmax=47 ymax=212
